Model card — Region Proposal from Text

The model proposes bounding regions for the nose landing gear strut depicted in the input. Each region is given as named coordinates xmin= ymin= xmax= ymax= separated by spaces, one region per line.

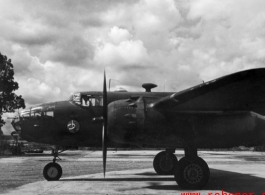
xmin=43 ymin=148 xmax=65 ymax=181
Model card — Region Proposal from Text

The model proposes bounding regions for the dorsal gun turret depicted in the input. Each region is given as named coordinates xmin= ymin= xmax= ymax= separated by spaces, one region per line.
xmin=142 ymin=83 xmax=157 ymax=92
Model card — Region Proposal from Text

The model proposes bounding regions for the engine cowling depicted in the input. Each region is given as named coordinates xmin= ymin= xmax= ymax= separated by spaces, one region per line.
xmin=107 ymin=96 xmax=166 ymax=146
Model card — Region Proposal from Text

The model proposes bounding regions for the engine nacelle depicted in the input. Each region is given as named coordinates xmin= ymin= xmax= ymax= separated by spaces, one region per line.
xmin=108 ymin=96 xmax=166 ymax=145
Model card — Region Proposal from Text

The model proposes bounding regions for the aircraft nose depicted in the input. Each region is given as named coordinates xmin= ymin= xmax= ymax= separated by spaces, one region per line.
xmin=11 ymin=108 xmax=31 ymax=137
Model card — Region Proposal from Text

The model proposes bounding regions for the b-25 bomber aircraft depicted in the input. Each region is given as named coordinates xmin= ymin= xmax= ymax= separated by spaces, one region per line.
xmin=12 ymin=68 xmax=265 ymax=189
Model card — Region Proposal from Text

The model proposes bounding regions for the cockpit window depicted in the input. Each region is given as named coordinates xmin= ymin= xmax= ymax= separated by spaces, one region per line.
xmin=96 ymin=96 xmax=103 ymax=106
xmin=71 ymin=93 xmax=103 ymax=107
xmin=44 ymin=111 xmax=54 ymax=117
xmin=81 ymin=95 xmax=91 ymax=106
xmin=81 ymin=95 xmax=103 ymax=107
xmin=70 ymin=93 xmax=81 ymax=105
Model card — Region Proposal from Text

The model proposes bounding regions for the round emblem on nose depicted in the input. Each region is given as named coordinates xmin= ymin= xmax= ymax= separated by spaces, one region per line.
xmin=67 ymin=120 xmax=80 ymax=133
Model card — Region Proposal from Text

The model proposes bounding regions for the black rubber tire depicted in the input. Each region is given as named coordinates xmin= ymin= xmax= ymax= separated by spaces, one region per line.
xmin=43 ymin=162 xmax=63 ymax=181
xmin=153 ymin=151 xmax=178 ymax=175
xmin=174 ymin=157 xmax=210 ymax=189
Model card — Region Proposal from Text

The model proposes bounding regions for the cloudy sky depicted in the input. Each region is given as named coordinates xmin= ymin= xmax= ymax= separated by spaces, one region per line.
xmin=1 ymin=0 xmax=265 ymax=134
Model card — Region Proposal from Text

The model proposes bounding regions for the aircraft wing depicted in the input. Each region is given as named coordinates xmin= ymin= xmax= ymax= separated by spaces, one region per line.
xmin=151 ymin=68 xmax=265 ymax=114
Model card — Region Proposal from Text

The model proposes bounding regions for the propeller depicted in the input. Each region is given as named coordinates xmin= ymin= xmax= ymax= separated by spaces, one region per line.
xmin=102 ymin=70 xmax=108 ymax=178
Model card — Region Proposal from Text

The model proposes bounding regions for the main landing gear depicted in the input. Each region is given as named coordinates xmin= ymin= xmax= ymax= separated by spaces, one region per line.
xmin=153 ymin=146 xmax=210 ymax=189
xmin=43 ymin=148 xmax=64 ymax=181
xmin=175 ymin=146 xmax=210 ymax=189
xmin=153 ymin=148 xmax=177 ymax=175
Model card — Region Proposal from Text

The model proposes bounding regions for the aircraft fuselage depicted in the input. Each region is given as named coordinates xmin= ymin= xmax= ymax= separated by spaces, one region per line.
xmin=13 ymin=68 xmax=265 ymax=149
xmin=13 ymin=91 xmax=170 ymax=147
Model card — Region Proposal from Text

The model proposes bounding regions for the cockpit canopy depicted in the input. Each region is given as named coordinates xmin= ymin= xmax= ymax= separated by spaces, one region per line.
xmin=69 ymin=92 xmax=103 ymax=107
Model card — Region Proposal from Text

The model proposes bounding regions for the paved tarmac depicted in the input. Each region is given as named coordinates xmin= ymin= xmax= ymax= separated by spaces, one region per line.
xmin=1 ymin=150 xmax=265 ymax=195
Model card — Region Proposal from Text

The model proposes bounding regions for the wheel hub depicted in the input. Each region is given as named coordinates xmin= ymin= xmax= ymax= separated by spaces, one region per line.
xmin=184 ymin=163 xmax=203 ymax=184
xmin=160 ymin=155 xmax=174 ymax=171
xmin=47 ymin=167 xmax=59 ymax=178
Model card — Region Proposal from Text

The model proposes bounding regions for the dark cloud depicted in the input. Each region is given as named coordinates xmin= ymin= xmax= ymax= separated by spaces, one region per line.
xmin=12 ymin=32 xmax=56 ymax=46
xmin=47 ymin=36 xmax=95 ymax=67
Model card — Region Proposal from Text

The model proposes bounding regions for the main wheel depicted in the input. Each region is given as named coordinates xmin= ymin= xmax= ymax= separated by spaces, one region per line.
xmin=43 ymin=162 xmax=62 ymax=181
xmin=174 ymin=157 xmax=210 ymax=189
xmin=153 ymin=151 xmax=178 ymax=175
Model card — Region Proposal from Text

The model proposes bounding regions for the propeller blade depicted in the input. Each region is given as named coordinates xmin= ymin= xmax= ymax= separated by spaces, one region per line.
xmin=103 ymin=70 xmax=108 ymax=127
xmin=102 ymin=70 xmax=108 ymax=178
xmin=102 ymin=126 xmax=107 ymax=177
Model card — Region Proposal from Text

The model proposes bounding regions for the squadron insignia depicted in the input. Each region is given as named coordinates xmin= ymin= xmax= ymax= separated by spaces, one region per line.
xmin=67 ymin=120 xmax=80 ymax=133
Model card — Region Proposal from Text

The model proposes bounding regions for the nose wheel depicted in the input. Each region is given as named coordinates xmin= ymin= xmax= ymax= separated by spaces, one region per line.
xmin=153 ymin=151 xmax=178 ymax=175
xmin=43 ymin=162 xmax=62 ymax=181
xmin=43 ymin=148 xmax=65 ymax=181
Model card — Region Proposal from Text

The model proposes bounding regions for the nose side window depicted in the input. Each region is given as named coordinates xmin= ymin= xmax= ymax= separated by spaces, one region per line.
xmin=31 ymin=106 xmax=42 ymax=118
xmin=20 ymin=109 xmax=31 ymax=119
